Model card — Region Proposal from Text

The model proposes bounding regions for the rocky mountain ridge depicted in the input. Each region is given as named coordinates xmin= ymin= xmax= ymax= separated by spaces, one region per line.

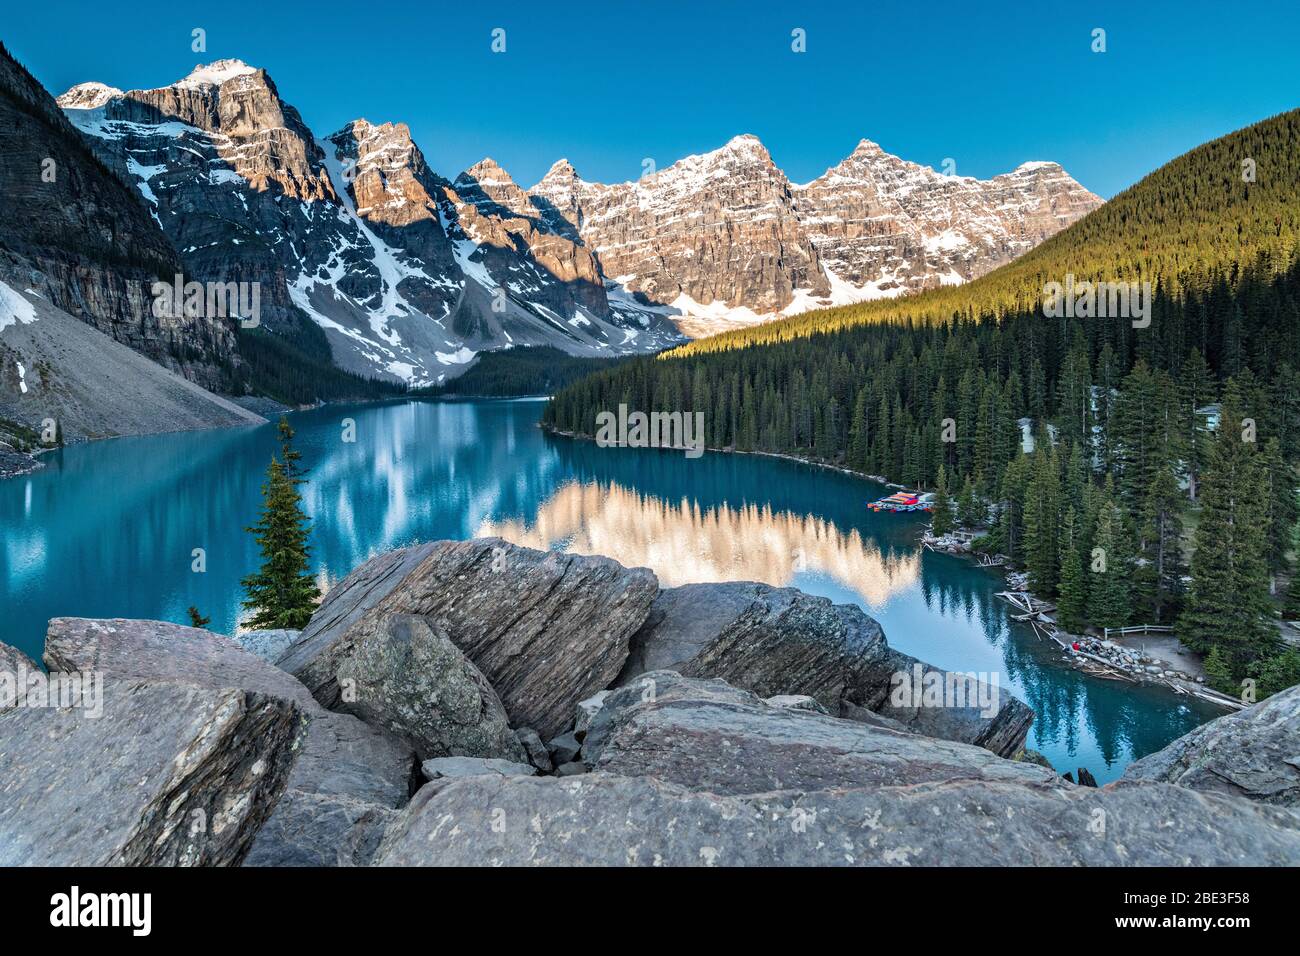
xmin=528 ymin=133 xmax=1103 ymax=336
xmin=0 ymin=44 xmax=238 ymax=393
xmin=50 ymin=57 xmax=1099 ymax=379
xmin=54 ymin=61 xmax=682 ymax=386
xmin=2 ymin=538 xmax=1297 ymax=867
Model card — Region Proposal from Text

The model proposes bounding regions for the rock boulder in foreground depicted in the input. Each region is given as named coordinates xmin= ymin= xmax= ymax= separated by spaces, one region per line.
xmin=281 ymin=538 xmax=659 ymax=740
xmin=326 ymin=612 xmax=525 ymax=763
xmin=619 ymin=581 xmax=1033 ymax=756
xmin=374 ymin=772 xmax=1300 ymax=867
xmin=6 ymin=540 xmax=1300 ymax=868
xmin=582 ymin=671 xmax=1059 ymax=794
xmin=41 ymin=618 xmax=415 ymax=867
xmin=0 ymin=680 xmax=300 ymax=865
xmin=0 ymin=639 xmax=39 ymax=710
xmin=1120 ymin=683 xmax=1300 ymax=807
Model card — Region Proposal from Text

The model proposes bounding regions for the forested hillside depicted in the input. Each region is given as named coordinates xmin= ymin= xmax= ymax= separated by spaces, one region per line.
xmin=545 ymin=109 xmax=1300 ymax=697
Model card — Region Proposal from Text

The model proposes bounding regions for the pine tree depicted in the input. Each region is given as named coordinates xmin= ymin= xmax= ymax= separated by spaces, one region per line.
xmin=1134 ymin=465 xmax=1186 ymax=622
xmin=957 ymin=474 xmax=981 ymax=527
xmin=931 ymin=465 xmax=954 ymax=536
xmin=1179 ymin=384 xmax=1276 ymax=676
xmin=1023 ymin=447 xmax=1061 ymax=596
xmin=994 ymin=454 xmax=1031 ymax=563
xmin=276 ymin=415 xmax=304 ymax=482
xmin=186 ymin=606 xmax=211 ymax=629
xmin=1203 ymin=646 xmax=1236 ymax=695
xmin=1087 ymin=495 xmax=1133 ymax=629
xmin=1057 ymin=506 xmax=1088 ymax=632
xmin=1254 ymin=648 xmax=1300 ymax=698
xmin=1259 ymin=437 xmax=1298 ymax=586
xmin=241 ymin=454 xmax=321 ymax=630
xmin=1178 ymin=349 xmax=1214 ymax=501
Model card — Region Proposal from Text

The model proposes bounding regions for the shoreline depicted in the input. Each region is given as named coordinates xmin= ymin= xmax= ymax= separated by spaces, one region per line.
xmin=542 ymin=422 xmax=1244 ymax=711
xmin=540 ymin=422 xmax=906 ymax=489
xmin=923 ymin=531 xmax=1243 ymax=711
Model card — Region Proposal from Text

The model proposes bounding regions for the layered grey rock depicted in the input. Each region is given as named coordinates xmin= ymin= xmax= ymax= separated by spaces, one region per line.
xmin=619 ymin=581 xmax=1032 ymax=756
xmin=0 ymin=639 xmax=38 ymax=707
xmin=583 ymin=672 xmax=1059 ymax=795
xmin=515 ymin=727 xmax=553 ymax=773
xmin=236 ymin=629 xmax=301 ymax=663
xmin=1120 ymin=684 xmax=1300 ymax=807
xmin=421 ymin=756 xmax=537 ymax=781
xmin=547 ymin=732 xmax=582 ymax=767
xmin=327 ymin=613 xmax=525 ymax=763
xmin=374 ymin=772 xmax=1300 ymax=866
xmin=0 ymin=680 xmax=300 ymax=865
xmin=866 ymin=649 xmax=1035 ymax=760
xmin=575 ymin=691 xmax=610 ymax=736
xmin=42 ymin=618 xmax=415 ymax=868
xmin=765 ymin=694 xmax=828 ymax=714
xmin=283 ymin=539 xmax=659 ymax=739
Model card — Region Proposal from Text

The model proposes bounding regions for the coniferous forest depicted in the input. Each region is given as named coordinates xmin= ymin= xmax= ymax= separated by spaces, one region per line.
xmin=546 ymin=109 xmax=1300 ymax=697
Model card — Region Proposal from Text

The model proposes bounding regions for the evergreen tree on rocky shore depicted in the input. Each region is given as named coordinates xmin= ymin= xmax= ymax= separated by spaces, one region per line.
xmin=242 ymin=418 xmax=321 ymax=629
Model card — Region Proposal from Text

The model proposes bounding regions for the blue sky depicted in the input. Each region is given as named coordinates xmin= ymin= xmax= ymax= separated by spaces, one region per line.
xmin=5 ymin=0 xmax=1298 ymax=197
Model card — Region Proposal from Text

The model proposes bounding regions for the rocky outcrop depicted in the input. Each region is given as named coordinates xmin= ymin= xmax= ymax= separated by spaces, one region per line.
xmin=281 ymin=538 xmax=659 ymax=739
xmin=326 ymin=612 xmax=526 ymax=763
xmin=530 ymin=136 xmax=826 ymax=335
xmin=374 ymin=772 xmax=1300 ymax=866
xmin=619 ymin=581 xmax=1033 ymax=756
xmin=0 ymin=680 xmax=301 ymax=865
xmin=0 ymin=43 xmax=237 ymax=392
xmin=0 ymin=287 xmax=265 ymax=444
xmin=1120 ymin=684 xmax=1300 ymax=807
xmin=41 ymin=618 xmax=416 ymax=868
xmin=582 ymin=672 xmax=1059 ymax=795
xmin=109 ymin=60 xmax=335 ymax=201
xmin=5 ymin=553 xmax=1300 ymax=867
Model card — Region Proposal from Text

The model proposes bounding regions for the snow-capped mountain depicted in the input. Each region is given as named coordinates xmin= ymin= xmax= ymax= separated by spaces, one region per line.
xmin=791 ymin=140 xmax=1103 ymax=301
xmin=57 ymin=61 xmax=681 ymax=386
xmin=529 ymin=135 xmax=1102 ymax=336
xmin=54 ymin=59 xmax=1100 ymax=377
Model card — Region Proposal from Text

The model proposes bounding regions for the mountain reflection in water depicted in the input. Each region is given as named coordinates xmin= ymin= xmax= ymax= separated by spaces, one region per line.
xmin=479 ymin=479 xmax=920 ymax=604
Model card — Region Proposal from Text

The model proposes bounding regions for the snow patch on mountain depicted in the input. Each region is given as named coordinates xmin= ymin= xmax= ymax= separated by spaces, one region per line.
xmin=0 ymin=280 xmax=39 ymax=331
xmin=175 ymin=59 xmax=257 ymax=89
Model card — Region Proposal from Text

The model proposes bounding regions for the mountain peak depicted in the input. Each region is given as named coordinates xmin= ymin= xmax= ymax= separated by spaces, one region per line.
xmin=55 ymin=81 xmax=122 ymax=109
xmin=459 ymin=157 xmax=516 ymax=188
xmin=342 ymin=118 xmax=414 ymax=143
xmin=1010 ymin=160 xmax=1063 ymax=174
xmin=721 ymin=133 xmax=768 ymax=155
xmin=850 ymin=138 xmax=885 ymax=157
xmin=175 ymin=59 xmax=259 ymax=90
xmin=539 ymin=158 xmax=579 ymax=182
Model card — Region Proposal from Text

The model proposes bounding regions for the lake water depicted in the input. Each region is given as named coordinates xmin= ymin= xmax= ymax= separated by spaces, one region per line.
xmin=0 ymin=397 xmax=1222 ymax=781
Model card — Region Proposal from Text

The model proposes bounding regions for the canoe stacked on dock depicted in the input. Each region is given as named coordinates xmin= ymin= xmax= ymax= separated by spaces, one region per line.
xmin=868 ymin=491 xmax=934 ymax=513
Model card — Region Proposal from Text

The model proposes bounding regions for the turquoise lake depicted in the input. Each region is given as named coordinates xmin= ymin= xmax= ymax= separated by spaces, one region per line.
xmin=0 ymin=396 xmax=1223 ymax=782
